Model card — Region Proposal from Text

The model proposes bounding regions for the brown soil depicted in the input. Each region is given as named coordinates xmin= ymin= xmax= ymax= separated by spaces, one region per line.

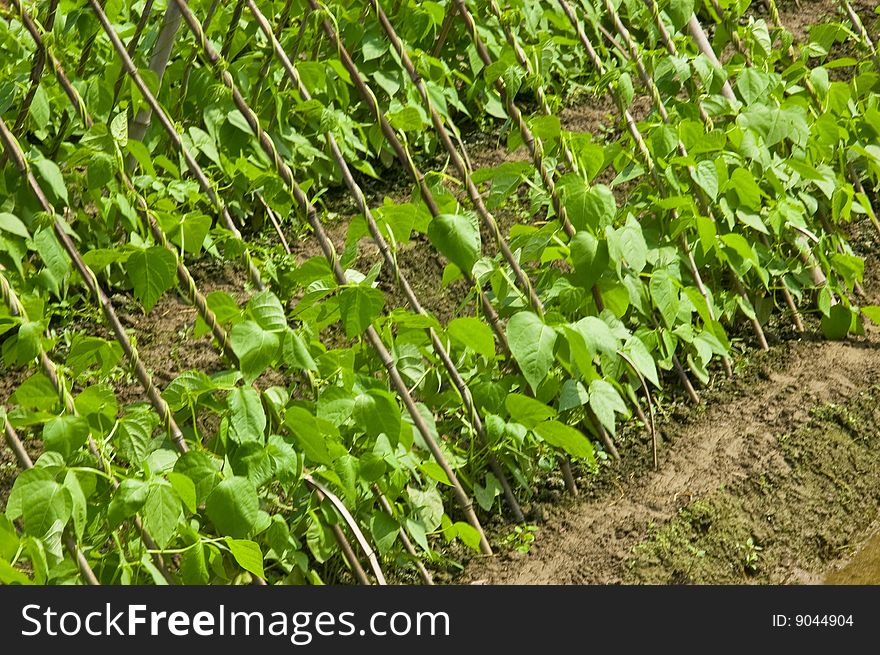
xmin=778 ymin=0 xmax=877 ymax=44
xmin=462 ymin=329 xmax=880 ymax=584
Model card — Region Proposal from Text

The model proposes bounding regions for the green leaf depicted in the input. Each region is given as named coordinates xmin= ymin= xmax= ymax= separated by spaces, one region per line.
xmin=0 ymin=516 xmax=18 ymax=561
xmin=115 ymin=408 xmax=159 ymax=464
xmin=559 ymin=175 xmax=616 ymax=231
xmin=420 ymin=461 xmax=451 ymax=486
xmin=607 ymin=216 xmax=648 ymax=273
xmin=736 ymin=68 xmax=771 ymax=106
xmin=174 ymin=451 xmax=222 ymax=505
xmin=82 ymin=247 xmax=128 ymax=272
xmin=505 ymin=393 xmax=555 ymax=429
xmin=454 ymin=521 xmax=482 ymax=551
xmin=167 ymin=472 xmax=198 ymax=514
xmin=87 ymin=154 xmax=115 ymax=190
xmin=861 ymin=305 xmax=880 ymax=326
xmin=406 ymin=485 xmax=444 ymax=532
xmin=230 ymin=441 xmax=275 ymax=487
xmin=224 ymin=537 xmax=265 ymax=578
xmin=727 ymin=168 xmax=764 ymax=210
xmin=650 ymin=269 xmax=680 ymax=328
xmin=572 ymin=316 xmax=619 ymax=358
xmin=559 ymin=379 xmax=590 ymax=412
xmin=738 ymin=105 xmax=807 ymax=148
xmin=63 ymin=472 xmax=87 ymax=543
xmin=506 ymin=312 xmax=557 ymax=393
xmin=33 ymin=227 xmax=69 ymax=293
xmin=317 ymin=386 xmax=355 ymax=424
xmin=110 ymin=111 xmax=128 ymax=146
xmin=29 ymin=85 xmax=50 ymax=130
xmin=427 ymin=213 xmax=481 ymax=274
xmin=666 ymin=0 xmax=695 ymax=30
xmin=7 ymin=468 xmax=72 ymax=537
xmin=474 ymin=473 xmax=502 ymax=511
xmin=589 ymin=379 xmax=628 ymax=435
xmin=830 ymin=253 xmax=864 ymax=289
xmin=12 ymin=373 xmax=58 ymax=411
xmin=369 ymin=512 xmax=399 ymax=555
xmin=225 ymin=109 xmax=252 ymax=135
xmin=622 ymin=336 xmax=660 ymax=388
xmin=821 ymin=304 xmax=851 ymax=340
xmin=126 ymin=140 xmax=155 ymax=177
xmin=691 ymin=160 xmax=719 ymax=200
xmin=247 ymin=291 xmax=287 ymax=332
xmin=405 ymin=517 xmax=429 ymax=553
xmin=66 ymin=335 xmax=123 ymax=377
xmin=74 ymin=384 xmax=117 ymax=434
xmin=195 ymin=291 xmax=241 ymax=337
xmin=180 ymin=543 xmax=210 ymax=584
xmin=282 ymin=330 xmax=317 ymax=371
xmin=618 ymin=72 xmax=634 ymax=109
xmin=42 ymin=415 xmax=89 ymax=461
xmin=267 ymin=435 xmax=300 ymax=486
xmin=284 ymin=407 xmax=333 ymax=466
xmin=306 ymin=513 xmax=335 ymax=563
xmin=128 ymin=246 xmax=177 ymax=312
xmin=228 ymin=386 xmax=266 ymax=443
xmin=388 ymin=106 xmax=422 ymax=131
xmin=446 ymin=317 xmax=495 ymax=359
xmin=569 ymin=231 xmax=609 ymax=289
xmin=353 ymin=389 xmax=401 ymax=442
xmin=362 ymin=31 xmax=388 ymax=60
xmin=0 ymin=560 xmax=32 ymax=585
xmin=32 ymin=158 xmax=68 ymax=205
xmin=107 ymin=479 xmax=149 ymax=528
xmin=13 ymin=320 xmax=42 ymax=365
xmin=143 ymin=481 xmax=182 ymax=549
xmin=206 ymin=477 xmax=262 ymax=539
xmin=533 ymin=420 xmax=595 ymax=462
xmin=230 ymin=321 xmax=280 ymax=383
xmin=338 ymin=286 xmax=385 ymax=337
xmin=0 ymin=212 xmax=30 ymax=239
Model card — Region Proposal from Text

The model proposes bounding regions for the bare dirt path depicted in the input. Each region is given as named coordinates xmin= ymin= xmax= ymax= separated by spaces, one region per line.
xmin=463 ymin=330 xmax=880 ymax=584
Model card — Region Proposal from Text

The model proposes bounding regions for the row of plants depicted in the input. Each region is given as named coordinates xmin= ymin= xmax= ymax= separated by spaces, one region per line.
xmin=0 ymin=0 xmax=878 ymax=584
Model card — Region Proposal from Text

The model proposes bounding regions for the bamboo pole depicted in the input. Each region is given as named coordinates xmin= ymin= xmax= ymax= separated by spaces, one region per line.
xmin=126 ymin=1 xmax=182 ymax=172
xmin=841 ymin=0 xmax=879 ymax=71
xmin=686 ymin=14 xmax=737 ymax=102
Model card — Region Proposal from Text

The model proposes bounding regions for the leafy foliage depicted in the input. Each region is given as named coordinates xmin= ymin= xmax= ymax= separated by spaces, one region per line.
xmin=0 ymin=0 xmax=877 ymax=586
